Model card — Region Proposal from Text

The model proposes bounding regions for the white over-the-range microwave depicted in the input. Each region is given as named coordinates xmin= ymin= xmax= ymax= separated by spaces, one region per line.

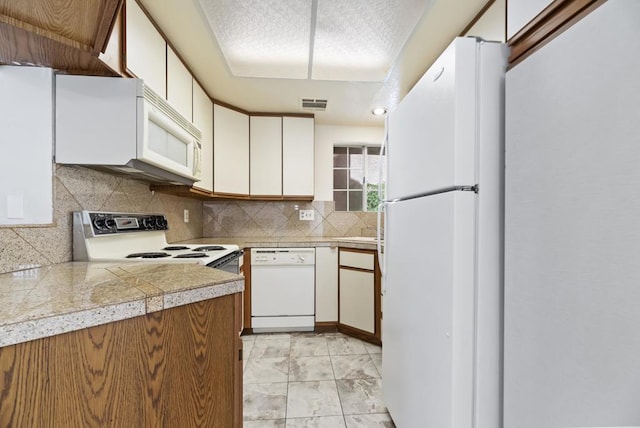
xmin=55 ymin=75 xmax=202 ymax=186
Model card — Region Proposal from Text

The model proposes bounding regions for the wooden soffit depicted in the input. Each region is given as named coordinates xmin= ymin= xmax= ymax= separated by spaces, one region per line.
xmin=508 ymin=0 xmax=607 ymax=66
xmin=0 ymin=0 xmax=122 ymax=75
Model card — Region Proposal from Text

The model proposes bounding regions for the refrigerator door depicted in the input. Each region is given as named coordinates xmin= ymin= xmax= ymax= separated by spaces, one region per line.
xmin=504 ymin=1 xmax=640 ymax=426
xmin=386 ymin=37 xmax=478 ymax=200
xmin=383 ymin=191 xmax=475 ymax=428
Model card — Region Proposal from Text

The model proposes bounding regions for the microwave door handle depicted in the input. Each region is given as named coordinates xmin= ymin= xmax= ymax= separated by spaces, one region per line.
xmin=193 ymin=142 xmax=202 ymax=178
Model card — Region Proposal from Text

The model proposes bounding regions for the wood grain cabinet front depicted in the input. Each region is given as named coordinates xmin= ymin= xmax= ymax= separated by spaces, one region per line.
xmin=0 ymin=294 xmax=243 ymax=428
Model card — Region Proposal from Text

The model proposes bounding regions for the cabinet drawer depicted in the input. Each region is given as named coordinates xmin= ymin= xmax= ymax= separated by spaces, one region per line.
xmin=339 ymin=250 xmax=374 ymax=270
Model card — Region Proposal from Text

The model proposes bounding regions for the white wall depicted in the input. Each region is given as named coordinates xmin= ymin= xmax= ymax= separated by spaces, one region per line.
xmin=464 ymin=0 xmax=506 ymax=42
xmin=314 ymin=124 xmax=385 ymax=201
xmin=507 ymin=0 xmax=553 ymax=40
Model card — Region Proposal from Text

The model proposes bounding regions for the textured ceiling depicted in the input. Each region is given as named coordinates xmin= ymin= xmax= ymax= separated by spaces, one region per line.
xmin=197 ymin=0 xmax=429 ymax=82
xmin=139 ymin=0 xmax=502 ymax=126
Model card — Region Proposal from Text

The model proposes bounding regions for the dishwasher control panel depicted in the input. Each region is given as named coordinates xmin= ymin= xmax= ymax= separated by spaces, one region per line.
xmin=251 ymin=248 xmax=315 ymax=265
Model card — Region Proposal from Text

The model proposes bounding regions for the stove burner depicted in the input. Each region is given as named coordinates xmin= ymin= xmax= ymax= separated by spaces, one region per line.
xmin=126 ymin=252 xmax=171 ymax=259
xmin=163 ymin=246 xmax=190 ymax=251
xmin=173 ymin=253 xmax=208 ymax=259
xmin=193 ymin=246 xmax=226 ymax=252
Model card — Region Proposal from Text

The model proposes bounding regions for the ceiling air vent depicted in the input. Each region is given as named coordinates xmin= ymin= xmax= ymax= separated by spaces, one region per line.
xmin=300 ymin=98 xmax=327 ymax=111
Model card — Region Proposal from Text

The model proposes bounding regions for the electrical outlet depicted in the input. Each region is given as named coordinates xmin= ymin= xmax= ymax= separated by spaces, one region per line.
xmin=183 ymin=209 xmax=189 ymax=223
xmin=299 ymin=210 xmax=315 ymax=221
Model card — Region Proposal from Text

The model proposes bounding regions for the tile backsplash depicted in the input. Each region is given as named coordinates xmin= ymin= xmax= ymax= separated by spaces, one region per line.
xmin=0 ymin=165 xmax=381 ymax=275
xmin=0 ymin=165 xmax=203 ymax=274
xmin=203 ymin=200 xmax=380 ymax=239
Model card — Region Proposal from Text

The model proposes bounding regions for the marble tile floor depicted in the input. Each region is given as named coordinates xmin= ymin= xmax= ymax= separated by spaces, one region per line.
xmin=242 ymin=332 xmax=395 ymax=428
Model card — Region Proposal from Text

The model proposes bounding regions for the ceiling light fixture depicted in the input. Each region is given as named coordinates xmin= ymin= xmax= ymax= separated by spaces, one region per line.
xmin=371 ymin=107 xmax=387 ymax=116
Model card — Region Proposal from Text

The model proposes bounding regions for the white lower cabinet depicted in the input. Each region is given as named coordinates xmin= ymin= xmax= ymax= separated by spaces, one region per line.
xmin=315 ymin=247 xmax=338 ymax=322
xmin=339 ymin=268 xmax=375 ymax=333
xmin=338 ymin=249 xmax=379 ymax=338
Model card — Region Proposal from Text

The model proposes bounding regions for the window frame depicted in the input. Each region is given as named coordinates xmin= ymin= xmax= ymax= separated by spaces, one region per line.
xmin=332 ymin=144 xmax=385 ymax=212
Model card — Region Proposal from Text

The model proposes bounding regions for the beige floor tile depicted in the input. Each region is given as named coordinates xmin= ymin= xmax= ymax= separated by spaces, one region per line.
xmin=336 ymin=379 xmax=386 ymax=415
xmin=244 ymin=357 xmax=289 ymax=384
xmin=331 ymin=355 xmax=380 ymax=380
xmin=286 ymin=416 xmax=347 ymax=427
xmin=287 ymin=381 xmax=343 ymax=418
xmin=244 ymin=382 xmax=288 ymax=421
xmin=289 ymin=356 xmax=335 ymax=382
xmin=344 ymin=413 xmax=395 ymax=427
xmin=326 ymin=336 xmax=367 ymax=356
xmin=290 ymin=336 xmax=329 ymax=357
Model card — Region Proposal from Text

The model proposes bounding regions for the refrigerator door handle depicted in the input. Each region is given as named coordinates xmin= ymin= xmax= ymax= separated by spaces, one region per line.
xmin=377 ymin=116 xmax=388 ymax=282
xmin=377 ymin=201 xmax=386 ymax=281
xmin=386 ymin=184 xmax=478 ymax=204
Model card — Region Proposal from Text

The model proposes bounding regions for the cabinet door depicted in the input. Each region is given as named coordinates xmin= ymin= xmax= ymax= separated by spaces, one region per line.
xmin=250 ymin=116 xmax=282 ymax=196
xmin=167 ymin=46 xmax=193 ymax=120
xmin=282 ymin=116 xmax=314 ymax=196
xmin=124 ymin=0 xmax=166 ymax=97
xmin=193 ymin=81 xmax=213 ymax=192
xmin=0 ymin=67 xmax=53 ymax=225
xmin=315 ymin=247 xmax=338 ymax=322
xmin=339 ymin=268 xmax=375 ymax=333
xmin=214 ymin=104 xmax=249 ymax=195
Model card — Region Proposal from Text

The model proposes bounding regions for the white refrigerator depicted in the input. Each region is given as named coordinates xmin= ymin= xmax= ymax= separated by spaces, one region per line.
xmin=504 ymin=1 xmax=640 ymax=426
xmin=381 ymin=37 xmax=508 ymax=428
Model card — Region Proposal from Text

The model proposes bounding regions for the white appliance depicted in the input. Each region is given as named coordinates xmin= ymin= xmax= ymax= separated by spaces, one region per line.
xmin=381 ymin=37 xmax=507 ymax=428
xmin=73 ymin=211 xmax=242 ymax=273
xmin=55 ymin=76 xmax=202 ymax=186
xmin=251 ymin=248 xmax=315 ymax=332
xmin=504 ymin=2 xmax=640 ymax=427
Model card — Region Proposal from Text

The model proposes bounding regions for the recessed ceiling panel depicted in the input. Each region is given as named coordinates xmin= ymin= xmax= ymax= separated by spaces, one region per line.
xmin=198 ymin=0 xmax=312 ymax=79
xmin=312 ymin=0 xmax=430 ymax=82
xmin=197 ymin=0 xmax=430 ymax=83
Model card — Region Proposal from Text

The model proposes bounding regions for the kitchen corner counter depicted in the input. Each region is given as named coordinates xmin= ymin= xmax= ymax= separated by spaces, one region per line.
xmin=0 ymin=262 xmax=244 ymax=348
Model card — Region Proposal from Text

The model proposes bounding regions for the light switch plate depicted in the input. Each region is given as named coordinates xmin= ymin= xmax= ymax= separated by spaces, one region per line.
xmin=299 ymin=210 xmax=314 ymax=221
xmin=183 ymin=209 xmax=189 ymax=223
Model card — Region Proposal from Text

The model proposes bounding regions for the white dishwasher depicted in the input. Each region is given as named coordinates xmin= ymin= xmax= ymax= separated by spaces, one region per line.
xmin=251 ymin=248 xmax=315 ymax=332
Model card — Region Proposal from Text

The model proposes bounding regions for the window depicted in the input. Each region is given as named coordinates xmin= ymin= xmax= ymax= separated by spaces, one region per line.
xmin=333 ymin=145 xmax=386 ymax=211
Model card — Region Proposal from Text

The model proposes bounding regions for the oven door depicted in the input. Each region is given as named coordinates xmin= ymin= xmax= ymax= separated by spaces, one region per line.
xmin=207 ymin=250 xmax=244 ymax=274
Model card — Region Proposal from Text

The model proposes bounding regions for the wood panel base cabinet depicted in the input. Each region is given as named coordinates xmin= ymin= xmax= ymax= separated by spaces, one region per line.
xmin=0 ymin=294 xmax=243 ymax=428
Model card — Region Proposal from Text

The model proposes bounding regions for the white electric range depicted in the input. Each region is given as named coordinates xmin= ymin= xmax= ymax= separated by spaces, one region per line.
xmin=72 ymin=211 xmax=243 ymax=273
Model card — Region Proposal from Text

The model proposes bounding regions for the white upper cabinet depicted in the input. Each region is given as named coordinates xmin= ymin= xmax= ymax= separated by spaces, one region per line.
xmin=282 ymin=116 xmax=314 ymax=196
xmin=507 ymin=0 xmax=554 ymax=40
xmin=167 ymin=47 xmax=193 ymax=121
xmin=0 ymin=66 xmax=53 ymax=225
xmin=214 ymin=104 xmax=249 ymax=195
xmin=192 ymin=81 xmax=213 ymax=192
xmin=250 ymin=116 xmax=282 ymax=196
xmin=124 ymin=0 xmax=166 ymax=97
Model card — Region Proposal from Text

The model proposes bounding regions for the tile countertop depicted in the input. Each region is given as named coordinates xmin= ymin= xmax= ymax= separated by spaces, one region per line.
xmin=0 ymin=262 xmax=244 ymax=348
xmin=178 ymin=236 xmax=382 ymax=251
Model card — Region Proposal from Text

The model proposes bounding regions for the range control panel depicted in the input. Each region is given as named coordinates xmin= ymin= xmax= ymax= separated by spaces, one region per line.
xmin=85 ymin=211 xmax=168 ymax=235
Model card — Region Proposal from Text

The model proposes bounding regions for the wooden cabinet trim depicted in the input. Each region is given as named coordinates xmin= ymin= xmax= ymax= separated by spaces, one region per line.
xmin=338 ymin=265 xmax=373 ymax=274
xmin=508 ymin=0 xmax=606 ymax=66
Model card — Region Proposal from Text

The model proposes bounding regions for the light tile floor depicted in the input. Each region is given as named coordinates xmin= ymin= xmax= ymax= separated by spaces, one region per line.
xmin=242 ymin=332 xmax=396 ymax=427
